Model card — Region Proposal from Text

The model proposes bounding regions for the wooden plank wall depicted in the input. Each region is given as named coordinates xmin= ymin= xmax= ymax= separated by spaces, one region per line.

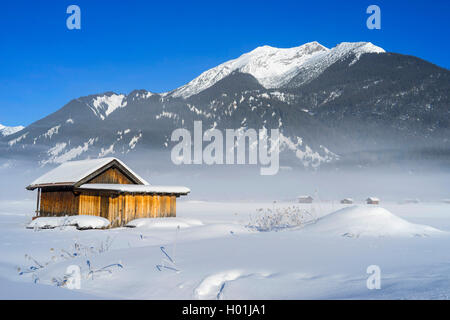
xmin=106 ymin=194 xmax=177 ymax=227
xmin=78 ymin=191 xmax=101 ymax=216
xmin=41 ymin=190 xmax=178 ymax=227
xmin=108 ymin=195 xmax=123 ymax=227
xmin=87 ymin=167 xmax=135 ymax=185
xmin=40 ymin=191 xmax=79 ymax=216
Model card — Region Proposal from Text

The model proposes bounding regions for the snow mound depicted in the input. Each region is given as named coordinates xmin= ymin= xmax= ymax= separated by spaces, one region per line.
xmin=66 ymin=216 xmax=110 ymax=230
xmin=126 ymin=218 xmax=203 ymax=229
xmin=27 ymin=217 xmax=65 ymax=229
xmin=195 ymin=270 xmax=243 ymax=299
xmin=305 ymin=206 xmax=442 ymax=238
xmin=27 ymin=216 xmax=110 ymax=230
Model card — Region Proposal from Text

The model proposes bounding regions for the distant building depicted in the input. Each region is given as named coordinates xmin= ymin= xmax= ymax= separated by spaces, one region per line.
xmin=298 ymin=195 xmax=313 ymax=203
xmin=366 ymin=197 xmax=380 ymax=205
xmin=340 ymin=198 xmax=354 ymax=204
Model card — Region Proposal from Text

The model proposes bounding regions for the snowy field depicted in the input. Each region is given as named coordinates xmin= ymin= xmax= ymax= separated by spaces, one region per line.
xmin=0 ymin=199 xmax=450 ymax=299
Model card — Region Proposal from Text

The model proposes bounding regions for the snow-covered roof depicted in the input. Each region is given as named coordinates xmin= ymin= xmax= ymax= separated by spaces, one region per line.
xmin=27 ymin=157 xmax=149 ymax=189
xmin=298 ymin=195 xmax=313 ymax=199
xmin=78 ymin=184 xmax=190 ymax=195
xmin=366 ymin=197 xmax=380 ymax=201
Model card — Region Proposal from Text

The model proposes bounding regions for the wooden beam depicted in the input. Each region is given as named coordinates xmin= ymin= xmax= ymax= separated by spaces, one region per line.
xmin=36 ymin=188 xmax=41 ymax=216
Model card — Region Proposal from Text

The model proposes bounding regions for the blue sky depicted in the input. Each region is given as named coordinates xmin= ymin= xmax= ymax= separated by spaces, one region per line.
xmin=0 ymin=0 xmax=449 ymax=126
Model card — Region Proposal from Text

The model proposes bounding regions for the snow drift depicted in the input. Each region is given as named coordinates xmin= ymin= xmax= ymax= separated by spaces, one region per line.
xmin=305 ymin=206 xmax=443 ymax=238
xmin=126 ymin=217 xmax=203 ymax=229
xmin=27 ymin=216 xmax=110 ymax=230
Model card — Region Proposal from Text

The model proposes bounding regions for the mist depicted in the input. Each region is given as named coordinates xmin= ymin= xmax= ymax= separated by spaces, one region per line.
xmin=2 ymin=152 xmax=450 ymax=205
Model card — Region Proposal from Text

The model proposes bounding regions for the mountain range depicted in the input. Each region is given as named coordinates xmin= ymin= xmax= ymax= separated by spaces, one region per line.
xmin=1 ymin=41 xmax=449 ymax=169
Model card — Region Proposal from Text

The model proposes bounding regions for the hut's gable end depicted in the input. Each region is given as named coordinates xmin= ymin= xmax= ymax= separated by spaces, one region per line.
xmin=74 ymin=160 xmax=146 ymax=187
xmin=86 ymin=167 xmax=135 ymax=185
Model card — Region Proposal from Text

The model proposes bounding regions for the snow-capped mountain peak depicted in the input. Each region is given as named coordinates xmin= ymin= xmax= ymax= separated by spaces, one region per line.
xmin=0 ymin=123 xmax=25 ymax=136
xmin=336 ymin=41 xmax=384 ymax=52
xmin=170 ymin=41 xmax=385 ymax=99
xmin=284 ymin=41 xmax=386 ymax=87
xmin=171 ymin=41 xmax=329 ymax=98
xmin=331 ymin=42 xmax=385 ymax=62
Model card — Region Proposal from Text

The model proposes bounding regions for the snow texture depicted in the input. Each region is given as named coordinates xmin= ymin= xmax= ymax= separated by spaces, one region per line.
xmin=126 ymin=217 xmax=203 ymax=228
xmin=1 ymin=200 xmax=450 ymax=299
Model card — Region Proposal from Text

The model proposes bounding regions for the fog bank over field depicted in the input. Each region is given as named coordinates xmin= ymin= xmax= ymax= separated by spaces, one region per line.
xmin=1 ymin=152 xmax=450 ymax=204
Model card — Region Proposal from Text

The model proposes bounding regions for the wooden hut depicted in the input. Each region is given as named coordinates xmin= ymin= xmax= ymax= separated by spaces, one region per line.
xmin=298 ymin=195 xmax=313 ymax=204
xmin=366 ymin=197 xmax=380 ymax=205
xmin=340 ymin=198 xmax=354 ymax=204
xmin=26 ymin=157 xmax=190 ymax=227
